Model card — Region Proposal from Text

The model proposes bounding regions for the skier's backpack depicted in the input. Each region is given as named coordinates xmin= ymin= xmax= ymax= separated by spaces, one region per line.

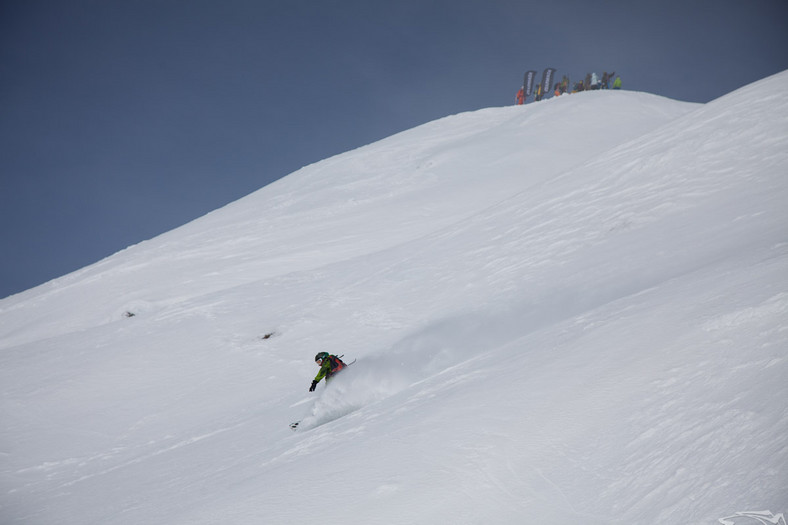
xmin=328 ymin=355 xmax=346 ymax=372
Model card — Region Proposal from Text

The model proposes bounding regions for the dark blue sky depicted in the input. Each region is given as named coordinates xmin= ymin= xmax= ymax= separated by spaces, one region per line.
xmin=1 ymin=0 xmax=787 ymax=299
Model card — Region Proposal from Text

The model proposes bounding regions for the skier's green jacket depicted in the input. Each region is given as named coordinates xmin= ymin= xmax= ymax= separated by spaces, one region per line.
xmin=309 ymin=354 xmax=347 ymax=392
xmin=313 ymin=355 xmax=345 ymax=383
xmin=313 ymin=359 xmax=332 ymax=383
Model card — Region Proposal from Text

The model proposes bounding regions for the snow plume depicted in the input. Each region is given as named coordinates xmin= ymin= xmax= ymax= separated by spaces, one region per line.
xmin=299 ymin=310 xmax=518 ymax=430
xmin=299 ymin=290 xmax=645 ymax=432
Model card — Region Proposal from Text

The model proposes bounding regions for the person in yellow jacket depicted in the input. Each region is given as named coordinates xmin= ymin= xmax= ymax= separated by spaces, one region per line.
xmin=612 ymin=76 xmax=622 ymax=89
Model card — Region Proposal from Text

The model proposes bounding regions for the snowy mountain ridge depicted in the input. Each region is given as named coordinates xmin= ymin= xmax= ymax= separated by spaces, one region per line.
xmin=1 ymin=71 xmax=787 ymax=524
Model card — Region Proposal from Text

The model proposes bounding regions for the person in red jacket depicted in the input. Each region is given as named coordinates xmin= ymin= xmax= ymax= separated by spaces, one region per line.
xmin=515 ymin=86 xmax=525 ymax=105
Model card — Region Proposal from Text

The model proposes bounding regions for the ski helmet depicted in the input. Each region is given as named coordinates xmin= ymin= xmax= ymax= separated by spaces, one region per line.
xmin=315 ymin=352 xmax=329 ymax=363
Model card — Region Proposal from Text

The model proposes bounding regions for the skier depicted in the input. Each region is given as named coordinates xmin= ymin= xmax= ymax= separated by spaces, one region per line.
xmin=612 ymin=75 xmax=622 ymax=89
xmin=309 ymin=352 xmax=346 ymax=391
xmin=515 ymin=86 xmax=525 ymax=105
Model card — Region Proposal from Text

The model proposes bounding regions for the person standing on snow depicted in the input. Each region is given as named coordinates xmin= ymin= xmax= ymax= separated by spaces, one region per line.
xmin=516 ymin=86 xmax=525 ymax=105
xmin=613 ymin=75 xmax=622 ymax=89
xmin=309 ymin=352 xmax=347 ymax=391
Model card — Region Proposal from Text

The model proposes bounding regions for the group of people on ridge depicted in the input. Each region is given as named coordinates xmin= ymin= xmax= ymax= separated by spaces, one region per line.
xmin=516 ymin=71 xmax=621 ymax=105
xmin=570 ymin=71 xmax=621 ymax=93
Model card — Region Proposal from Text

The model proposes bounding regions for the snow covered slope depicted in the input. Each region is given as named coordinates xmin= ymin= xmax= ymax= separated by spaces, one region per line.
xmin=1 ymin=72 xmax=787 ymax=524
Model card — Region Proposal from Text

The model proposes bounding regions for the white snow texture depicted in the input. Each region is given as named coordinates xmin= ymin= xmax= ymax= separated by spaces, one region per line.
xmin=2 ymin=71 xmax=787 ymax=524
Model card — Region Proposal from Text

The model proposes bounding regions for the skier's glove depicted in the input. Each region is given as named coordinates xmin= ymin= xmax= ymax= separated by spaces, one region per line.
xmin=309 ymin=380 xmax=318 ymax=392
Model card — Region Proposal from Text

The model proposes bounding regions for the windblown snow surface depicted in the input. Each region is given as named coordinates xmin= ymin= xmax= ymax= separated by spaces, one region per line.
xmin=2 ymin=71 xmax=787 ymax=525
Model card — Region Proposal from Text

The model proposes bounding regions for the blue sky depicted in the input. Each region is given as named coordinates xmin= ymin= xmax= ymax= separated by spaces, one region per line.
xmin=1 ymin=0 xmax=787 ymax=299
